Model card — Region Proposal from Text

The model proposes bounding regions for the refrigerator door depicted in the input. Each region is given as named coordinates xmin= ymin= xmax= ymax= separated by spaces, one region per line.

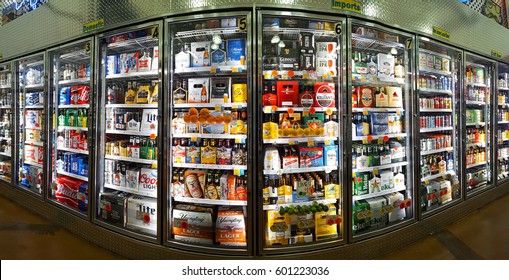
xmin=464 ymin=53 xmax=495 ymax=196
xmin=349 ymin=21 xmax=414 ymax=239
xmin=166 ymin=14 xmax=251 ymax=252
xmin=417 ymin=38 xmax=462 ymax=216
xmin=14 ymin=53 xmax=46 ymax=195
xmin=259 ymin=13 xmax=344 ymax=252
xmin=496 ymin=62 xmax=509 ymax=184
xmin=47 ymin=38 xmax=93 ymax=217
xmin=95 ymin=23 xmax=162 ymax=240
xmin=0 ymin=62 xmax=14 ymax=184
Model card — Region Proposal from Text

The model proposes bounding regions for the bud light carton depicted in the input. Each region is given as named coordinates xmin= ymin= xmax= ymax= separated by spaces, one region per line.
xmin=77 ymin=183 xmax=89 ymax=211
xmin=25 ymin=110 xmax=41 ymax=129
xmin=99 ymin=191 xmax=127 ymax=227
xmin=106 ymin=55 xmax=119 ymax=76
xmin=139 ymin=168 xmax=157 ymax=196
xmin=126 ymin=195 xmax=157 ymax=235
xmin=25 ymin=92 xmax=40 ymax=106
xmin=59 ymin=87 xmax=71 ymax=105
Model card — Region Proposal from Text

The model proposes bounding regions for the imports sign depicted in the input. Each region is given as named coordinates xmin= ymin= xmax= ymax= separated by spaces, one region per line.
xmin=331 ymin=0 xmax=362 ymax=13
xmin=491 ymin=49 xmax=502 ymax=59
xmin=432 ymin=26 xmax=450 ymax=40
xmin=83 ymin=18 xmax=104 ymax=33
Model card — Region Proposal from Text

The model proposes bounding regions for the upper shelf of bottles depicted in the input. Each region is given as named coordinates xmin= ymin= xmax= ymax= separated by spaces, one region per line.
xmin=176 ymin=27 xmax=246 ymax=41
xmin=107 ymin=35 xmax=158 ymax=53
xmin=59 ymin=49 xmax=90 ymax=64
xmin=351 ymin=33 xmax=405 ymax=53
xmin=263 ymin=27 xmax=336 ymax=38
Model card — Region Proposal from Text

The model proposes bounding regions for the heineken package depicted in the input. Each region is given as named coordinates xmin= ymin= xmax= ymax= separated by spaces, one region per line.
xmin=366 ymin=197 xmax=388 ymax=229
xmin=352 ymin=199 xmax=370 ymax=233
xmin=385 ymin=192 xmax=406 ymax=222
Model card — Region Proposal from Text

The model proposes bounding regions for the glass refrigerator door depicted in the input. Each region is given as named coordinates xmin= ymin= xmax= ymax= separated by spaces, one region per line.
xmin=96 ymin=25 xmax=161 ymax=238
xmin=0 ymin=62 xmax=13 ymax=183
xmin=15 ymin=54 xmax=45 ymax=195
xmin=496 ymin=63 xmax=509 ymax=183
xmin=350 ymin=23 xmax=413 ymax=237
xmin=260 ymin=14 xmax=343 ymax=249
xmin=417 ymin=39 xmax=461 ymax=215
xmin=464 ymin=54 xmax=494 ymax=195
xmin=48 ymin=40 xmax=93 ymax=215
xmin=167 ymin=15 xmax=250 ymax=249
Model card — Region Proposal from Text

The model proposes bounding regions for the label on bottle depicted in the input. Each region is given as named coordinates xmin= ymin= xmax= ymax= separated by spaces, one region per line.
xmin=359 ymin=86 xmax=374 ymax=108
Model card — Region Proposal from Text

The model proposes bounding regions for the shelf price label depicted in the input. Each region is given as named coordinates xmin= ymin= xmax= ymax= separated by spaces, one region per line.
xmin=372 ymin=169 xmax=379 ymax=175
xmin=288 ymin=140 xmax=296 ymax=145
xmin=210 ymin=67 xmax=217 ymax=74
xmin=234 ymin=168 xmax=244 ymax=176
xmin=308 ymin=140 xmax=315 ymax=147
xmin=191 ymin=136 xmax=198 ymax=142
xmin=324 ymin=139 xmax=332 ymax=145
xmin=235 ymin=138 xmax=246 ymax=144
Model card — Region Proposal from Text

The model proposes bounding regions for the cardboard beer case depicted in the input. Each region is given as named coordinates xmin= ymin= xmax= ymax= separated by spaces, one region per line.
xmin=172 ymin=204 xmax=214 ymax=240
xmin=99 ymin=191 xmax=128 ymax=227
xmin=126 ymin=195 xmax=157 ymax=235
xmin=215 ymin=206 xmax=247 ymax=246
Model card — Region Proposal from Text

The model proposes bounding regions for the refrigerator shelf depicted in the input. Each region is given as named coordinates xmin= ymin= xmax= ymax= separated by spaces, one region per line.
xmin=498 ymin=103 xmax=509 ymax=107
xmin=352 ymin=133 xmax=407 ymax=141
xmin=107 ymin=35 xmax=158 ymax=50
xmin=59 ymin=49 xmax=90 ymax=62
xmin=106 ymin=71 xmax=158 ymax=80
xmin=264 ymin=166 xmax=337 ymax=175
xmin=58 ymin=78 xmax=90 ymax=86
xmin=172 ymin=133 xmax=247 ymax=140
xmin=174 ymin=102 xmax=247 ymax=109
xmin=501 ymin=138 xmax=509 ymax=142
xmin=352 ymin=108 xmax=403 ymax=113
xmin=465 ymin=100 xmax=486 ymax=106
xmin=419 ymin=49 xmax=452 ymax=60
xmin=0 ymin=175 xmax=10 ymax=182
xmin=104 ymin=183 xmax=157 ymax=198
xmin=264 ymin=27 xmax=335 ymax=37
xmin=26 ymin=60 xmax=44 ymax=67
xmin=499 ymin=87 xmax=509 ymax=91
xmin=25 ymin=126 xmax=42 ymax=130
xmin=466 ymin=162 xmax=487 ymax=169
xmin=0 ymin=85 xmax=11 ymax=89
xmin=58 ymin=126 xmax=88 ymax=131
xmin=176 ymin=27 xmax=245 ymax=39
xmin=58 ymin=104 xmax=90 ymax=109
xmin=421 ymin=170 xmax=456 ymax=182
xmin=175 ymin=66 xmax=246 ymax=75
xmin=420 ymin=127 xmax=453 ymax=133
xmin=25 ymin=105 xmax=44 ymax=109
xmin=24 ymin=161 xmax=43 ymax=168
xmin=466 ymin=142 xmax=486 ymax=148
xmin=105 ymin=155 xmax=157 ymax=165
xmin=499 ymin=121 xmax=509 ymax=124
xmin=57 ymin=170 xmax=88 ymax=181
xmin=419 ymin=88 xmax=452 ymax=95
xmin=352 ymin=33 xmax=405 ymax=51
xmin=353 ymin=185 xmax=407 ymax=201
xmin=173 ymin=197 xmax=247 ymax=206
xmin=498 ymin=172 xmax=509 ymax=179
xmin=262 ymin=69 xmax=337 ymax=80
xmin=105 ymin=103 xmax=157 ymax=108
xmin=466 ymin=122 xmax=486 ymax=127
xmin=263 ymin=106 xmax=337 ymax=113
xmin=0 ymin=106 xmax=11 ymax=109
xmin=420 ymin=146 xmax=454 ymax=156
xmin=419 ymin=108 xmax=452 ymax=113
xmin=263 ymin=136 xmax=336 ymax=144
xmin=353 ymin=161 xmax=408 ymax=173
xmin=351 ymin=77 xmax=405 ymax=87
xmin=173 ymin=163 xmax=247 ymax=170
xmin=262 ymin=198 xmax=338 ymax=211
xmin=465 ymin=62 xmax=486 ymax=68
xmin=25 ymin=141 xmax=44 ymax=146
xmin=0 ymin=137 xmax=12 ymax=141
xmin=0 ymin=68 xmax=10 ymax=73
xmin=57 ymin=147 xmax=89 ymax=155
xmin=498 ymin=157 xmax=509 ymax=161
xmin=0 ymin=152 xmax=11 ymax=157
xmin=466 ymin=83 xmax=487 ymax=88
xmin=418 ymin=67 xmax=452 ymax=77
xmin=105 ymin=129 xmax=155 ymax=137
xmin=24 ymin=83 xmax=44 ymax=89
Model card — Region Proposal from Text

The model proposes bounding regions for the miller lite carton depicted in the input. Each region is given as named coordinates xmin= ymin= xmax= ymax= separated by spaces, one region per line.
xmin=127 ymin=195 xmax=157 ymax=236
xmin=172 ymin=204 xmax=214 ymax=241
xmin=215 ymin=206 xmax=247 ymax=246
xmin=140 ymin=109 xmax=158 ymax=133
xmin=139 ymin=168 xmax=157 ymax=196
xmin=99 ymin=191 xmax=127 ymax=227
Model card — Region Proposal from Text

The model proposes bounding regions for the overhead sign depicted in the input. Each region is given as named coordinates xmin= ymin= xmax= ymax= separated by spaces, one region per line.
xmin=432 ymin=26 xmax=450 ymax=41
xmin=83 ymin=19 xmax=105 ymax=33
xmin=491 ymin=49 xmax=502 ymax=59
xmin=331 ymin=0 xmax=362 ymax=13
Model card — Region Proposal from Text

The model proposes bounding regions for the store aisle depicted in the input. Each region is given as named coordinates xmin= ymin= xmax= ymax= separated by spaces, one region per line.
xmin=0 ymin=194 xmax=123 ymax=260
xmin=1 ymin=192 xmax=508 ymax=259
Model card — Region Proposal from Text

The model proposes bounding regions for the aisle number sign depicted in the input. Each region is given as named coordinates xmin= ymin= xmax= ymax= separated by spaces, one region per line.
xmin=432 ymin=26 xmax=450 ymax=41
xmin=83 ymin=19 xmax=105 ymax=33
xmin=331 ymin=0 xmax=362 ymax=13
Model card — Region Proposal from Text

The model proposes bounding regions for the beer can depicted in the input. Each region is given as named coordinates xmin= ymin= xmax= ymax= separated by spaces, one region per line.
xmin=421 ymin=139 xmax=427 ymax=151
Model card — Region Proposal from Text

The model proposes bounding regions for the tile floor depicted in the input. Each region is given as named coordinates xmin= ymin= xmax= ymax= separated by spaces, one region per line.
xmin=1 ymin=193 xmax=508 ymax=260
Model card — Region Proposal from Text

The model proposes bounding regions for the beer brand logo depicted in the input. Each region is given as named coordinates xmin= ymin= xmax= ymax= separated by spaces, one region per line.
xmin=360 ymin=88 xmax=373 ymax=107
xmin=300 ymin=93 xmax=314 ymax=108
xmin=315 ymin=84 xmax=335 ymax=108
xmin=331 ymin=0 xmax=362 ymax=13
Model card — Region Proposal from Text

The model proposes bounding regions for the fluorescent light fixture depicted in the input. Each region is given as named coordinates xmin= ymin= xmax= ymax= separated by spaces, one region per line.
xmin=271 ymin=35 xmax=280 ymax=44
xmin=391 ymin=47 xmax=398 ymax=55
xmin=278 ymin=40 xmax=286 ymax=48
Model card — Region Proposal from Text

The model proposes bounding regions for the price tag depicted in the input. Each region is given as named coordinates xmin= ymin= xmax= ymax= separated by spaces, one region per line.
xmin=324 ymin=167 xmax=332 ymax=173
xmin=322 ymin=73 xmax=329 ymax=79
xmin=396 ymin=109 xmax=401 ymax=115
xmin=326 ymin=108 xmax=333 ymax=115
xmin=303 ymin=73 xmax=310 ymax=79
xmin=324 ymin=139 xmax=332 ymax=145
xmin=360 ymin=76 xmax=367 ymax=83
xmin=424 ymin=180 xmax=430 ymax=185
xmin=302 ymin=110 xmax=309 ymax=117
xmin=215 ymin=104 xmax=222 ymax=111
xmin=362 ymin=138 xmax=368 ymax=144
xmin=397 ymin=136 xmax=403 ymax=140
xmin=191 ymin=136 xmax=198 ymax=142
xmin=352 ymin=171 xmax=357 ymax=178
xmin=234 ymin=168 xmax=241 ymax=176
xmin=442 ymin=175 xmax=447 ymax=179
xmin=308 ymin=140 xmax=315 ymax=147
xmin=263 ymin=106 xmax=272 ymax=113
xmin=238 ymin=67 xmax=243 ymax=73
xmin=378 ymin=139 xmax=383 ymax=145
xmin=264 ymin=73 xmax=271 ymax=79
xmin=372 ymin=169 xmax=379 ymax=175
xmin=362 ymin=110 xmax=369 ymax=116
xmin=288 ymin=140 xmax=296 ymax=145
xmin=232 ymin=104 xmax=240 ymax=109
xmin=210 ymin=67 xmax=217 ymax=74
xmin=235 ymin=138 xmax=246 ymax=144
xmin=232 ymin=67 xmax=239 ymax=73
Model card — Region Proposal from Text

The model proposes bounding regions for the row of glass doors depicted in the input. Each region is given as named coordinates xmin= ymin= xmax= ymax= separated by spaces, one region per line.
xmin=0 ymin=11 xmax=508 ymax=255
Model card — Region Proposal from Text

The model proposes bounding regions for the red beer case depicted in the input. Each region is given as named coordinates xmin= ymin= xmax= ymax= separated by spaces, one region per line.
xmin=276 ymin=80 xmax=299 ymax=107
